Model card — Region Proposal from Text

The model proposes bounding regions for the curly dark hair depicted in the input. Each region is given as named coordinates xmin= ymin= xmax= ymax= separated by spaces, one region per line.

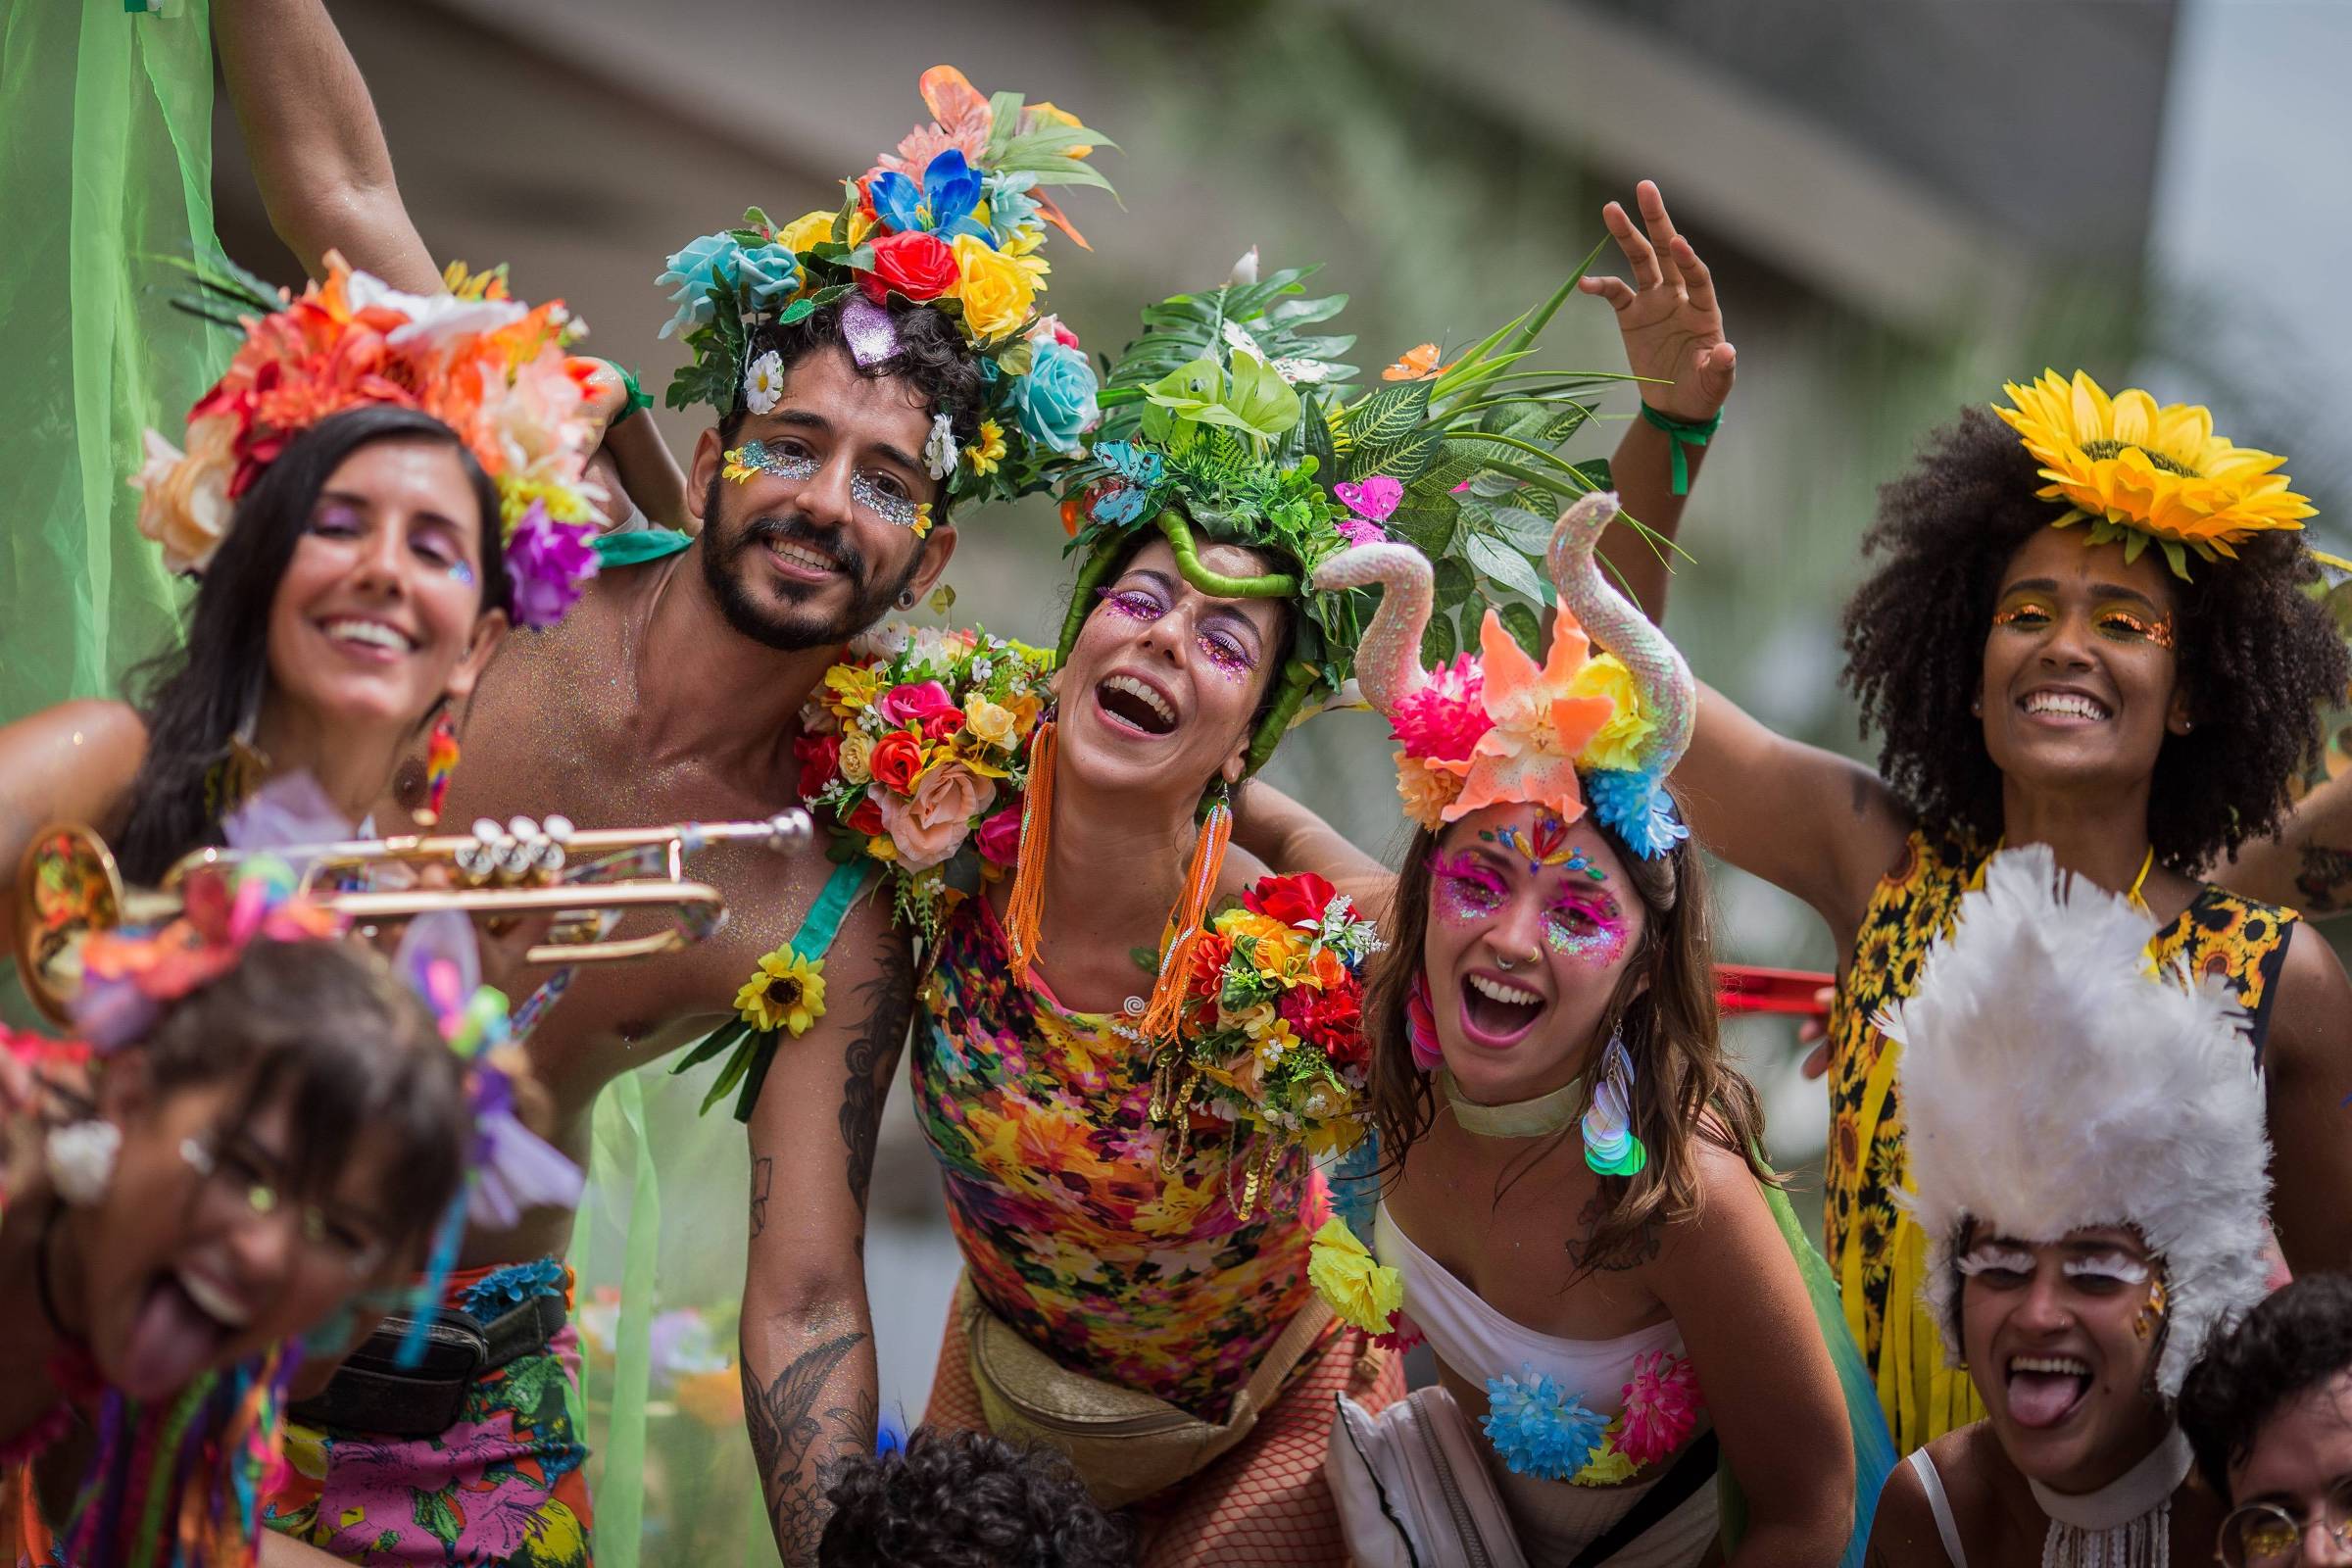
xmin=817 ymin=1430 xmax=1134 ymax=1568
xmin=2178 ymin=1272 xmax=2352 ymax=1500
xmin=1839 ymin=405 xmax=2346 ymax=871
xmin=720 ymin=297 xmax=987 ymax=523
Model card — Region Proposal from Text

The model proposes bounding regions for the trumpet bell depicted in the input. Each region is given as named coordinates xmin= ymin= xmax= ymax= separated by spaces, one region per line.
xmin=15 ymin=824 xmax=128 ymax=1025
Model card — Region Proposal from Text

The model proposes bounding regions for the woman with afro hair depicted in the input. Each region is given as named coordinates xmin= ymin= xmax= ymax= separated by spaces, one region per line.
xmin=1594 ymin=234 xmax=2352 ymax=1462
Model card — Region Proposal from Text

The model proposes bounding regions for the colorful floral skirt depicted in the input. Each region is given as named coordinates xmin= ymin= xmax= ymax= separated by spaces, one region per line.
xmin=264 ymin=1261 xmax=593 ymax=1568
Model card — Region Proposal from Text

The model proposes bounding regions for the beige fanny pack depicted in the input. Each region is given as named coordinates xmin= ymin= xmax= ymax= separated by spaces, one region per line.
xmin=957 ymin=1272 xmax=1335 ymax=1509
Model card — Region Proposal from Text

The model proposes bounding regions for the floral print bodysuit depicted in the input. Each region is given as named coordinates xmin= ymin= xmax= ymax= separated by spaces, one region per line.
xmin=911 ymin=895 xmax=1328 ymax=1417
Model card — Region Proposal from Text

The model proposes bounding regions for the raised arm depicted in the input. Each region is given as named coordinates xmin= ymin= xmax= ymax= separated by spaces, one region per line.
xmin=213 ymin=0 xmax=437 ymax=290
xmin=1578 ymin=180 xmax=1737 ymax=618
xmin=738 ymin=893 xmax=912 ymax=1564
xmin=2256 ymin=923 xmax=2352 ymax=1274
xmin=2216 ymin=766 xmax=2352 ymax=917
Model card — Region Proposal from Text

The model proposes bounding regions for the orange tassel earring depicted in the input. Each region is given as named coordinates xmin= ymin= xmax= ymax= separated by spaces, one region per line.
xmin=1003 ymin=719 xmax=1056 ymax=986
xmin=1134 ymin=785 xmax=1233 ymax=1050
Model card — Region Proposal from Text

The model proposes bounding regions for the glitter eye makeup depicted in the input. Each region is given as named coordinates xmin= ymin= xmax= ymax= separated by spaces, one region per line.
xmin=1096 ymin=585 xmax=1167 ymax=623
xmin=1542 ymin=889 xmax=1628 ymax=964
xmin=721 ymin=439 xmax=818 ymax=486
xmin=850 ymin=471 xmax=925 ymax=533
xmin=449 ymin=561 xmax=477 ymax=588
xmin=1991 ymin=600 xmax=2054 ymax=631
xmin=2094 ymin=608 xmax=2176 ymax=649
xmin=1195 ymin=630 xmax=1254 ymax=679
xmin=2060 ymin=1252 xmax=2151 ymax=1285
xmin=1955 ymin=1243 xmax=2037 ymax=1277
xmin=1428 ymin=850 xmax=1505 ymax=923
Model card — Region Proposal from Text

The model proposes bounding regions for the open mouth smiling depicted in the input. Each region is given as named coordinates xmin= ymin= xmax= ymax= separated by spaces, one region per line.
xmin=1095 ymin=672 xmax=1178 ymax=737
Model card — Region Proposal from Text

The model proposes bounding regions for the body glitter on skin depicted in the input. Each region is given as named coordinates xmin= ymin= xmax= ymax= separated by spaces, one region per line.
xmin=1428 ymin=849 xmax=1505 ymax=923
xmin=1543 ymin=884 xmax=1627 ymax=964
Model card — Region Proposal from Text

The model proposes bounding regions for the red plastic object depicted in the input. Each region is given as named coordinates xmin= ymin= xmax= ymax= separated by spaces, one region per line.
xmin=1715 ymin=963 xmax=1833 ymax=1018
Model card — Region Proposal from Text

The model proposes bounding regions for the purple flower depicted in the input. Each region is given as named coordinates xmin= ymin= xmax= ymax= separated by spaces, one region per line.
xmin=504 ymin=502 xmax=601 ymax=629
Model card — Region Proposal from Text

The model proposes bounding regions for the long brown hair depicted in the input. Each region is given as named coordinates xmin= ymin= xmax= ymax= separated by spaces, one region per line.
xmin=1363 ymin=802 xmax=1773 ymax=1271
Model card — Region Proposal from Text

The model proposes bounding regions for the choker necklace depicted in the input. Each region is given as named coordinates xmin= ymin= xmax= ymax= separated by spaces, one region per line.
xmin=1440 ymin=1069 xmax=1584 ymax=1139
xmin=2027 ymin=1424 xmax=2191 ymax=1568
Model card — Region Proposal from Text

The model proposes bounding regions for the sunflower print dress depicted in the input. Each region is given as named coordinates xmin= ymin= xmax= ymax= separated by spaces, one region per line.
xmin=910 ymin=894 xmax=1332 ymax=1418
xmin=1825 ymin=828 xmax=2293 ymax=1455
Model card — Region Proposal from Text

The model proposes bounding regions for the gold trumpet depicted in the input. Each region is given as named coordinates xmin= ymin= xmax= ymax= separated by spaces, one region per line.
xmin=13 ymin=809 xmax=811 ymax=1023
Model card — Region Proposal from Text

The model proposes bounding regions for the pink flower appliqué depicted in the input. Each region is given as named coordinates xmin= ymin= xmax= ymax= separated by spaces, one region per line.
xmin=1388 ymin=653 xmax=1492 ymax=767
xmin=1617 ymin=1348 xmax=1702 ymax=1467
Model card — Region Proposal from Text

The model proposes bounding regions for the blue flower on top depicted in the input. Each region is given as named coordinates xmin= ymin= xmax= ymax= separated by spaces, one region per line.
xmin=1586 ymin=768 xmax=1690 ymax=860
xmin=868 ymin=149 xmax=993 ymax=246
xmin=656 ymin=231 xmax=743 ymax=339
xmin=1010 ymin=341 xmax=1101 ymax=456
xmin=1482 ymin=1368 xmax=1608 ymax=1481
xmin=981 ymin=171 xmax=1044 ymax=248
xmin=734 ymin=241 xmax=803 ymax=316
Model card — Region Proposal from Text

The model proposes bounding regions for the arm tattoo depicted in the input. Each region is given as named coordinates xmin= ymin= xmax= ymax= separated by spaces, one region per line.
xmin=1563 ymin=1189 xmax=1663 ymax=1272
xmin=2295 ymin=843 xmax=2352 ymax=914
xmin=749 ymin=1155 xmax=772 ymax=1239
xmin=839 ymin=941 xmax=915 ymax=1215
xmin=743 ymin=1330 xmax=871 ymax=1560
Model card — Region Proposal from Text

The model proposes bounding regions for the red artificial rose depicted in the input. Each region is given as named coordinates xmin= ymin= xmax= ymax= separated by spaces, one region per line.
xmin=919 ymin=707 xmax=965 ymax=743
xmin=858 ymin=231 xmax=959 ymax=305
xmin=868 ymin=731 xmax=926 ymax=796
xmin=1279 ymin=982 xmax=1365 ymax=1060
xmin=792 ymin=732 xmax=841 ymax=800
xmin=845 ymin=793 xmax=886 ymax=837
xmin=1186 ymin=931 xmax=1234 ymax=1004
xmin=1244 ymin=872 xmax=1339 ymax=930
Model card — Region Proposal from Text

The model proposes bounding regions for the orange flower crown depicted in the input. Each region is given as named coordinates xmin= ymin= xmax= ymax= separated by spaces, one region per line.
xmin=133 ymin=255 xmax=607 ymax=625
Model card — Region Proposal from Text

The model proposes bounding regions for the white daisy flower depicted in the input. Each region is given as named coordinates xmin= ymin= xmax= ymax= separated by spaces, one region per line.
xmin=743 ymin=349 xmax=784 ymax=415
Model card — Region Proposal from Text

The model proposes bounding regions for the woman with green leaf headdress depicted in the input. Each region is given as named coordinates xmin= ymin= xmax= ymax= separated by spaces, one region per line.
xmin=897 ymin=252 xmax=1686 ymax=1558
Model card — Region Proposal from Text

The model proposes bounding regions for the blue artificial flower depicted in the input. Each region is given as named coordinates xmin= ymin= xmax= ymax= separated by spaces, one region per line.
xmin=734 ymin=241 xmax=803 ymax=316
xmin=461 ymin=1256 xmax=567 ymax=1319
xmin=981 ymin=171 xmax=1044 ymax=248
xmin=868 ymin=149 xmax=993 ymax=245
xmin=1009 ymin=340 xmax=1101 ymax=456
xmin=1586 ymin=768 xmax=1690 ymax=860
xmin=1482 ymin=1368 xmax=1609 ymax=1481
xmin=656 ymin=231 xmax=745 ymax=339
xmin=1089 ymin=480 xmax=1152 ymax=526
xmin=1095 ymin=439 xmax=1165 ymax=488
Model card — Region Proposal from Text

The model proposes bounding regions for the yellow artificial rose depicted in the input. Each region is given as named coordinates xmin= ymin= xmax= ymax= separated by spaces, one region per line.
xmin=1307 ymin=1217 xmax=1404 ymax=1336
xmin=838 ymin=728 xmax=874 ymax=785
xmin=1568 ymin=654 xmax=1658 ymax=774
xmin=950 ymin=234 xmax=1036 ymax=340
xmin=776 ymin=209 xmax=837 ymax=253
xmin=963 ymin=697 xmax=1017 ymax=749
xmin=865 ymin=833 xmax=899 ymax=863
xmin=844 ymin=207 xmax=876 ymax=247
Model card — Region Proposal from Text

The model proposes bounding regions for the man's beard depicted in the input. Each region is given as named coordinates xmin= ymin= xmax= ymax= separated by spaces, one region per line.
xmin=700 ymin=475 xmax=922 ymax=652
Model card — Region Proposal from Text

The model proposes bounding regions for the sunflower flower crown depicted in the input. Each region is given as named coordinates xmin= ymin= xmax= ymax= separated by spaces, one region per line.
xmin=1994 ymin=368 xmax=2316 ymax=579
xmin=1311 ymin=491 xmax=1695 ymax=857
xmin=658 ymin=66 xmax=1114 ymax=507
xmin=133 ymin=254 xmax=607 ymax=628
xmin=1056 ymin=260 xmax=1657 ymax=776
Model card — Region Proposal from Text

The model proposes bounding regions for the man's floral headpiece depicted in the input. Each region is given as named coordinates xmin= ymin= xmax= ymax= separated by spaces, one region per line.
xmin=1056 ymin=260 xmax=1659 ymax=777
xmin=1313 ymin=491 xmax=1695 ymax=857
xmin=1994 ymin=368 xmax=2316 ymax=579
xmin=133 ymin=255 xmax=606 ymax=628
xmin=658 ymin=66 xmax=1113 ymax=507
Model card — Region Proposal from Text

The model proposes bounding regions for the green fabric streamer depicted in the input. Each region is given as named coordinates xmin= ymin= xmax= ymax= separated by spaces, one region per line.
xmin=592 ymin=527 xmax=695 ymax=570
xmin=0 ymin=0 xmax=227 ymax=726
xmin=1638 ymin=403 xmax=1721 ymax=497
xmin=600 ymin=1072 xmax=662 ymax=1568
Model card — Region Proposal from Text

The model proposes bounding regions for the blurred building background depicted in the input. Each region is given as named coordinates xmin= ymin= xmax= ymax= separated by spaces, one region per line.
xmin=192 ymin=0 xmax=2352 ymax=1557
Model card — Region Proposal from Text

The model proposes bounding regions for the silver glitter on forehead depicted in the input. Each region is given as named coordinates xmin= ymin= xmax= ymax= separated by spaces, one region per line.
xmin=838 ymin=294 xmax=903 ymax=368
xmin=851 ymin=471 xmax=922 ymax=531
xmin=728 ymin=440 xmax=818 ymax=482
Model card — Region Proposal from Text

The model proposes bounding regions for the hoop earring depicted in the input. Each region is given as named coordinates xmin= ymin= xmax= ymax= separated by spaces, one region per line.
xmin=895 ymin=588 xmax=918 ymax=612
xmin=45 ymin=1120 xmax=120 ymax=1206
xmin=416 ymin=708 xmax=462 ymax=828
xmin=1405 ymin=971 xmax=1443 ymax=1072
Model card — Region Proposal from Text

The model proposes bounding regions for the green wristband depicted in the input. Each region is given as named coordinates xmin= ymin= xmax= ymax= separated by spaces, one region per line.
xmin=1639 ymin=402 xmax=1723 ymax=496
xmin=608 ymin=362 xmax=653 ymax=428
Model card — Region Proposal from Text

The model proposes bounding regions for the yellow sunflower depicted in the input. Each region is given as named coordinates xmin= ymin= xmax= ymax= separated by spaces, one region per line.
xmin=734 ymin=943 xmax=826 ymax=1036
xmin=1994 ymin=369 xmax=2313 ymax=576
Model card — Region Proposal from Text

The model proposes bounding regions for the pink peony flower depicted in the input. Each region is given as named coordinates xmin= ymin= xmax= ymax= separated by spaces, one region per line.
xmin=974 ymin=801 xmax=1024 ymax=867
xmin=876 ymin=760 xmax=996 ymax=870
xmin=1616 ymin=1349 xmax=1702 ymax=1467
xmin=1389 ymin=653 xmax=1493 ymax=766
xmin=503 ymin=502 xmax=601 ymax=629
xmin=875 ymin=680 xmax=957 ymax=729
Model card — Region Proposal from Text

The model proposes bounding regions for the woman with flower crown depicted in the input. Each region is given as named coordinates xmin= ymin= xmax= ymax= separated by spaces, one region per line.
xmin=1582 ymin=207 xmax=2352 ymax=1457
xmin=1287 ymin=494 xmax=1882 ymax=1567
xmin=0 ymin=840 xmax=562 ymax=1568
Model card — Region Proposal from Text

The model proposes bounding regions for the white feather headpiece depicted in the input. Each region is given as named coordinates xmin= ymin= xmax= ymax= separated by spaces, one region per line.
xmin=1879 ymin=845 xmax=2272 ymax=1397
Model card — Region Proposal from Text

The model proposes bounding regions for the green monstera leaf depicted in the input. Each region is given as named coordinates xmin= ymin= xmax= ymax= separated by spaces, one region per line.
xmin=1139 ymin=355 xmax=1300 ymax=449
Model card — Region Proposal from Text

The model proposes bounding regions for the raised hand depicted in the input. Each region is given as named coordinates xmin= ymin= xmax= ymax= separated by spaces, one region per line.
xmin=1580 ymin=179 xmax=1736 ymax=421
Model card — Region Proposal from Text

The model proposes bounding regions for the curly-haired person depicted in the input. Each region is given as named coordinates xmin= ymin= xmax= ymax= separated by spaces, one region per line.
xmin=1606 ymin=354 xmax=2352 ymax=1456
xmin=2179 ymin=1273 xmax=2352 ymax=1567
xmin=818 ymin=1431 xmax=1135 ymax=1568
